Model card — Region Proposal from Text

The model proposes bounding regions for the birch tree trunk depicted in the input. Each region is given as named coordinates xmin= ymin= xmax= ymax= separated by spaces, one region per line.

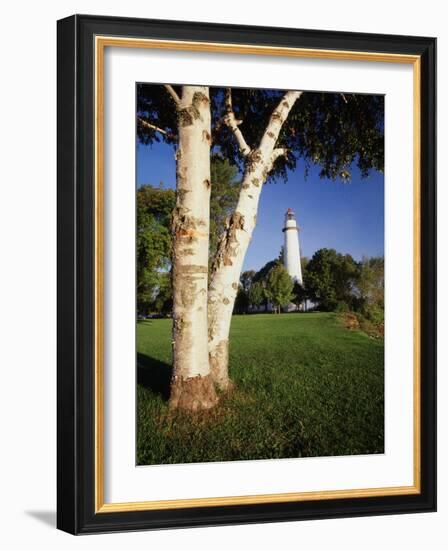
xmin=208 ymin=91 xmax=302 ymax=390
xmin=169 ymin=86 xmax=218 ymax=410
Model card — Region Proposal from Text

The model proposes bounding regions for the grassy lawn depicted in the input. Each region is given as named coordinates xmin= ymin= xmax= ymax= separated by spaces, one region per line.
xmin=137 ymin=312 xmax=384 ymax=465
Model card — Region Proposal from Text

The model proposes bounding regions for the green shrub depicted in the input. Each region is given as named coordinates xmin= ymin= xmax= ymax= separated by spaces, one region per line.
xmin=363 ymin=303 xmax=384 ymax=325
xmin=335 ymin=301 xmax=350 ymax=313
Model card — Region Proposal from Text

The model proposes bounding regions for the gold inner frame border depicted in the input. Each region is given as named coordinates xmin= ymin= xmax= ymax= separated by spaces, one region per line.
xmin=94 ymin=35 xmax=421 ymax=513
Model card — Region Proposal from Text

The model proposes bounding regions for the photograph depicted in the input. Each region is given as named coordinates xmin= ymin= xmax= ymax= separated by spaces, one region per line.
xmin=135 ymin=83 xmax=385 ymax=466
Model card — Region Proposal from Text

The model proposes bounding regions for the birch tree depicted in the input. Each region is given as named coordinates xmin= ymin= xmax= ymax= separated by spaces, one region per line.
xmin=138 ymin=84 xmax=218 ymax=410
xmin=207 ymin=89 xmax=384 ymax=390
xmin=208 ymin=90 xmax=301 ymax=389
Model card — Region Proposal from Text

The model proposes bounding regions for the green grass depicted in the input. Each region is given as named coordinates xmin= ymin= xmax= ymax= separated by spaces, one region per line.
xmin=137 ymin=312 xmax=384 ymax=465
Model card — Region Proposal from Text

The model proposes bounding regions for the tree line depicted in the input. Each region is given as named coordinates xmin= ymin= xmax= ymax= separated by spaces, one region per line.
xmin=235 ymin=249 xmax=384 ymax=325
xmin=137 ymin=181 xmax=384 ymax=325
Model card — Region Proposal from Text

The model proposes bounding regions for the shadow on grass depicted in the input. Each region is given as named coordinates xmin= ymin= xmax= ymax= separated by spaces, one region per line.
xmin=137 ymin=352 xmax=172 ymax=400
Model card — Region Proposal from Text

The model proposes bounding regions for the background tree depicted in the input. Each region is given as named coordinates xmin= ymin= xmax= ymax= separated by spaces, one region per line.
xmin=152 ymin=273 xmax=173 ymax=315
xmin=253 ymin=260 xmax=280 ymax=284
xmin=278 ymin=246 xmax=285 ymax=264
xmin=248 ymin=281 xmax=265 ymax=309
xmin=264 ymin=264 xmax=294 ymax=313
xmin=293 ymin=256 xmax=310 ymax=311
xmin=304 ymin=248 xmax=358 ymax=311
xmin=234 ymin=285 xmax=250 ymax=314
xmin=354 ymin=256 xmax=384 ymax=322
xmin=240 ymin=269 xmax=256 ymax=292
xmin=292 ymin=281 xmax=308 ymax=311
xmin=209 ymin=155 xmax=240 ymax=264
xmin=301 ymin=256 xmax=309 ymax=273
xmin=136 ymin=184 xmax=175 ymax=316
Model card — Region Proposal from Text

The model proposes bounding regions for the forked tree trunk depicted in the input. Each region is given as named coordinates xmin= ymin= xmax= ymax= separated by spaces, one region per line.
xmin=208 ymin=91 xmax=302 ymax=390
xmin=169 ymin=86 xmax=218 ymax=411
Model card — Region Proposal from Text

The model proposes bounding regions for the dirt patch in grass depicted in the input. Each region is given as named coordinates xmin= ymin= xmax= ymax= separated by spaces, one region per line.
xmin=340 ymin=312 xmax=384 ymax=339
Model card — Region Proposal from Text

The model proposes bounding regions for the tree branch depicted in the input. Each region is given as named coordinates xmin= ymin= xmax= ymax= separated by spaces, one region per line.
xmin=224 ymin=88 xmax=234 ymax=114
xmin=222 ymin=88 xmax=252 ymax=157
xmin=164 ymin=84 xmax=181 ymax=106
xmin=271 ymin=148 xmax=288 ymax=163
xmin=265 ymin=148 xmax=288 ymax=173
xmin=259 ymin=91 xmax=302 ymax=152
xmin=137 ymin=117 xmax=175 ymax=138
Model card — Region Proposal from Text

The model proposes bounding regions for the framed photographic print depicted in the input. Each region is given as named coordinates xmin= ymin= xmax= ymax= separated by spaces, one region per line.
xmin=57 ymin=14 xmax=436 ymax=534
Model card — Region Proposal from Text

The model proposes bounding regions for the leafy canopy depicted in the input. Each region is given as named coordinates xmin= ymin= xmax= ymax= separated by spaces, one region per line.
xmin=137 ymin=84 xmax=384 ymax=183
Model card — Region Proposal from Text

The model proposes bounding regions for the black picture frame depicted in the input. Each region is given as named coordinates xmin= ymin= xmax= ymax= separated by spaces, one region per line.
xmin=57 ymin=14 xmax=436 ymax=535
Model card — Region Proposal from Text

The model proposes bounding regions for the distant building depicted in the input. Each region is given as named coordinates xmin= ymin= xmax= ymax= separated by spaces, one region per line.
xmin=283 ymin=208 xmax=303 ymax=285
xmin=249 ymin=208 xmax=305 ymax=314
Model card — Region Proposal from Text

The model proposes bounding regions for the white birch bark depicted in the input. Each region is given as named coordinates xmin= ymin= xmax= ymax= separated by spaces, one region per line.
xmin=170 ymin=86 xmax=218 ymax=410
xmin=208 ymin=91 xmax=302 ymax=390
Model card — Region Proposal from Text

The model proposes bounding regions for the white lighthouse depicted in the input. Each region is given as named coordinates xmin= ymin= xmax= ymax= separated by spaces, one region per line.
xmin=283 ymin=208 xmax=303 ymax=285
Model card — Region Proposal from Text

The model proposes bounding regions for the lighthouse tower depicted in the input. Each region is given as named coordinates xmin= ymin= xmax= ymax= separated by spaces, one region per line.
xmin=282 ymin=208 xmax=303 ymax=285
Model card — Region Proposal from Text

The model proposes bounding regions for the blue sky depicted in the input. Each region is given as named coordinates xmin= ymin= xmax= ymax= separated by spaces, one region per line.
xmin=137 ymin=141 xmax=384 ymax=272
